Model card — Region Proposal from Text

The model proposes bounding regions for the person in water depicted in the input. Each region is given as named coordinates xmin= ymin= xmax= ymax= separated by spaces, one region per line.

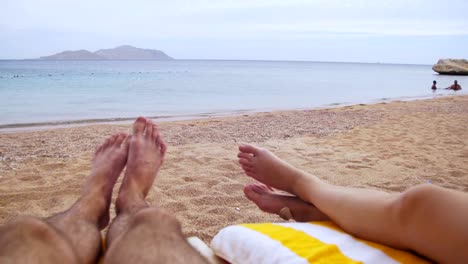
xmin=431 ymin=80 xmax=437 ymax=90
xmin=446 ymin=80 xmax=462 ymax=90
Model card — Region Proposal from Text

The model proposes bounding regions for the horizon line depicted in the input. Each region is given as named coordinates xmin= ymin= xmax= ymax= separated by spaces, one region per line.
xmin=0 ymin=58 xmax=433 ymax=66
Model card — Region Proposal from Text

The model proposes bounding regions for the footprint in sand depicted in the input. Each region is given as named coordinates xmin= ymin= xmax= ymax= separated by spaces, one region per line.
xmin=170 ymin=186 xmax=204 ymax=197
xmin=182 ymin=176 xmax=194 ymax=182
xmin=162 ymin=201 xmax=188 ymax=213
xmin=219 ymin=162 xmax=239 ymax=171
xmin=449 ymin=170 xmax=464 ymax=178
xmin=41 ymin=162 xmax=66 ymax=170
xmin=345 ymin=164 xmax=371 ymax=170
xmin=18 ymin=175 xmax=42 ymax=182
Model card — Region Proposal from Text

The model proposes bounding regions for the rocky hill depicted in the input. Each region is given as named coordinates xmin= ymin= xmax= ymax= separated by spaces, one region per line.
xmin=40 ymin=45 xmax=173 ymax=60
xmin=40 ymin=50 xmax=104 ymax=60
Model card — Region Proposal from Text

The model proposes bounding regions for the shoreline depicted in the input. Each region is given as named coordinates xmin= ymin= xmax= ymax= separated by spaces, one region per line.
xmin=0 ymin=93 xmax=459 ymax=133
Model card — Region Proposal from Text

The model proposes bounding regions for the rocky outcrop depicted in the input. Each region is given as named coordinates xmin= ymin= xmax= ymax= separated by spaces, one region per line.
xmin=39 ymin=45 xmax=173 ymax=60
xmin=432 ymin=59 xmax=468 ymax=75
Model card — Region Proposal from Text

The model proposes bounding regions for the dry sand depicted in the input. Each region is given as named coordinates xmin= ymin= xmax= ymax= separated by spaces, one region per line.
xmin=0 ymin=95 xmax=467 ymax=243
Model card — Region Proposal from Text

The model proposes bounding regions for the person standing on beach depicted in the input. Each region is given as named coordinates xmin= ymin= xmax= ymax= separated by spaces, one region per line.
xmin=0 ymin=117 xmax=208 ymax=264
xmin=238 ymin=144 xmax=468 ymax=263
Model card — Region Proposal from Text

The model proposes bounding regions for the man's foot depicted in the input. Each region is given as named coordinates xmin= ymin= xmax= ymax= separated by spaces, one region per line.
xmin=105 ymin=118 xmax=206 ymax=263
xmin=244 ymin=183 xmax=329 ymax=222
xmin=81 ymin=133 xmax=129 ymax=229
xmin=115 ymin=117 xmax=167 ymax=214
xmin=238 ymin=144 xmax=312 ymax=196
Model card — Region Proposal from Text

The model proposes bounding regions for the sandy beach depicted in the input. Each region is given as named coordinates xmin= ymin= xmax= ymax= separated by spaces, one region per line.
xmin=0 ymin=95 xmax=467 ymax=243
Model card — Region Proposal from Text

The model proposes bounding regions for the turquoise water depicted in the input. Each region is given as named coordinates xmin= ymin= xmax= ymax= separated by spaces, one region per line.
xmin=0 ymin=60 xmax=466 ymax=126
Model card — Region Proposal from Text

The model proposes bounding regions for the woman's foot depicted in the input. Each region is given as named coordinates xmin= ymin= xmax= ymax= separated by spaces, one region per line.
xmin=244 ymin=183 xmax=329 ymax=222
xmin=238 ymin=144 xmax=314 ymax=196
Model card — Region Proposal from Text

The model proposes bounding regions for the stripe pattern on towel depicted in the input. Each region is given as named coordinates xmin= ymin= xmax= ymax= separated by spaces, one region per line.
xmin=210 ymin=221 xmax=430 ymax=264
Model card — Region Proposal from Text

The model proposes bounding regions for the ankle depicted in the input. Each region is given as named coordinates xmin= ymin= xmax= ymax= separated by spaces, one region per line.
xmin=292 ymin=170 xmax=319 ymax=202
xmin=76 ymin=194 xmax=108 ymax=213
xmin=115 ymin=194 xmax=148 ymax=215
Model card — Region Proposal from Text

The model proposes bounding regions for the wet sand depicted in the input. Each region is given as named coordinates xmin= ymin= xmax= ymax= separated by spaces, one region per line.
xmin=0 ymin=95 xmax=467 ymax=242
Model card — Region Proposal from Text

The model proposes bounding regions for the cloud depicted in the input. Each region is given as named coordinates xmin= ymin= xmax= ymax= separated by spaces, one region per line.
xmin=1 ymin=0 xmax=467 ymax=36
xmin=1 ymin=0 xmax=467 ymax=61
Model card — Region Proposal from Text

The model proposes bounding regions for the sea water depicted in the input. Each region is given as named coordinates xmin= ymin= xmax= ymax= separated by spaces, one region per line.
xmin=0 ymin=60 xmax=466 ymax=126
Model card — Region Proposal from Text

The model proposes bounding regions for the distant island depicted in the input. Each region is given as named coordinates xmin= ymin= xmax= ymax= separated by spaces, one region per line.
xmin=39 ymin=45 xmax=173 ymax=60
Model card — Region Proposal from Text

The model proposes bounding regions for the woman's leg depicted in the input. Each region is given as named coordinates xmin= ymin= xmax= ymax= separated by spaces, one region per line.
xmin=238 ymin=144 xmax=468 ymax=263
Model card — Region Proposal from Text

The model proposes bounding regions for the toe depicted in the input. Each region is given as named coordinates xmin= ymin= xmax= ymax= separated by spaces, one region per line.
xmin=122 ymin=135 xmax=130 ymax=152
xmin=251 ymin=183 xmax=269 ymax=194
xmin=243 ymin=185 xmax=257 ymax=200
xmin=245 ymin=171 xmax=255 ymax=177
xmin=133 ymin=116 xmax=147 ymax=135
xmin=111 ymin=134 xmax=120 ymax=143
xmin=239 ymin=144 xmax=259 ymax=155
xmin=242 ymin=166 xmax=252 ymax=173
xmin=95 ymin=143 xmax=104 ymax=155
xmin=244 ymin=185 xmax=270 ymax=209
xmin=152 ymin=125 xmax=159 ymax=142
xmin=145 ymin=120 xmax=154 ymax=138
xmin=262 ymin=184 xmax=276 ymax=192
xmin=243 ymin=185 xmax=266 ymax=205
xmin=104 ymin=135 xmax=117 ymax=148
xmin=241 ymin=163 xmax=253 ymax=170
xmin=253 ymin=183 xmax=272 ymax=192
xmin=159 ymin=140 xmax=167 ymax=156
xmin=238 ymin=158 xmax=252 ymax=167
xmin=237 ymin=152 xmax=254 ymax=161
xmin=115 ymin=133 xmax=127 ymax=146
xmin=243 ymin=167 xmax=256 ymax=176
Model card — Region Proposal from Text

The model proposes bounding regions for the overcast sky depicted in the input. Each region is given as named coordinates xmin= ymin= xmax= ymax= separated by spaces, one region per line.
xmin=1 ymin=0 xmax=467 ymax=64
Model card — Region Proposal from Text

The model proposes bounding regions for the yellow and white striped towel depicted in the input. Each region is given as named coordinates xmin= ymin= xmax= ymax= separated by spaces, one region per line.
xmin=210 ymin=221 xmax=430 ymax=264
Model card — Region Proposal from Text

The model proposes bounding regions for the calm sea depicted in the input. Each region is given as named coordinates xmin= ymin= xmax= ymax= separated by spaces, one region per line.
xmin=0 ymin=60 xmax=466 ymax=127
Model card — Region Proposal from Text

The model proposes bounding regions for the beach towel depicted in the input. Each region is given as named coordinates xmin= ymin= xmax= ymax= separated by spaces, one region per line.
xmin=210 ymin=221 xmax=430 ymax=264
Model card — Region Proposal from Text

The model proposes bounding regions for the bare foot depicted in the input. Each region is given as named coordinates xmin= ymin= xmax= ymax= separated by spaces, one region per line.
xmin=79 ymin=133 xmax=129 ymax=229
xmin=238 ymin=144 xmax=312 ymax=196
xmin=115 ymin=117 xmax=167 ymax=214
xmin=244 ymin=183 xmax=329 ymax=222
